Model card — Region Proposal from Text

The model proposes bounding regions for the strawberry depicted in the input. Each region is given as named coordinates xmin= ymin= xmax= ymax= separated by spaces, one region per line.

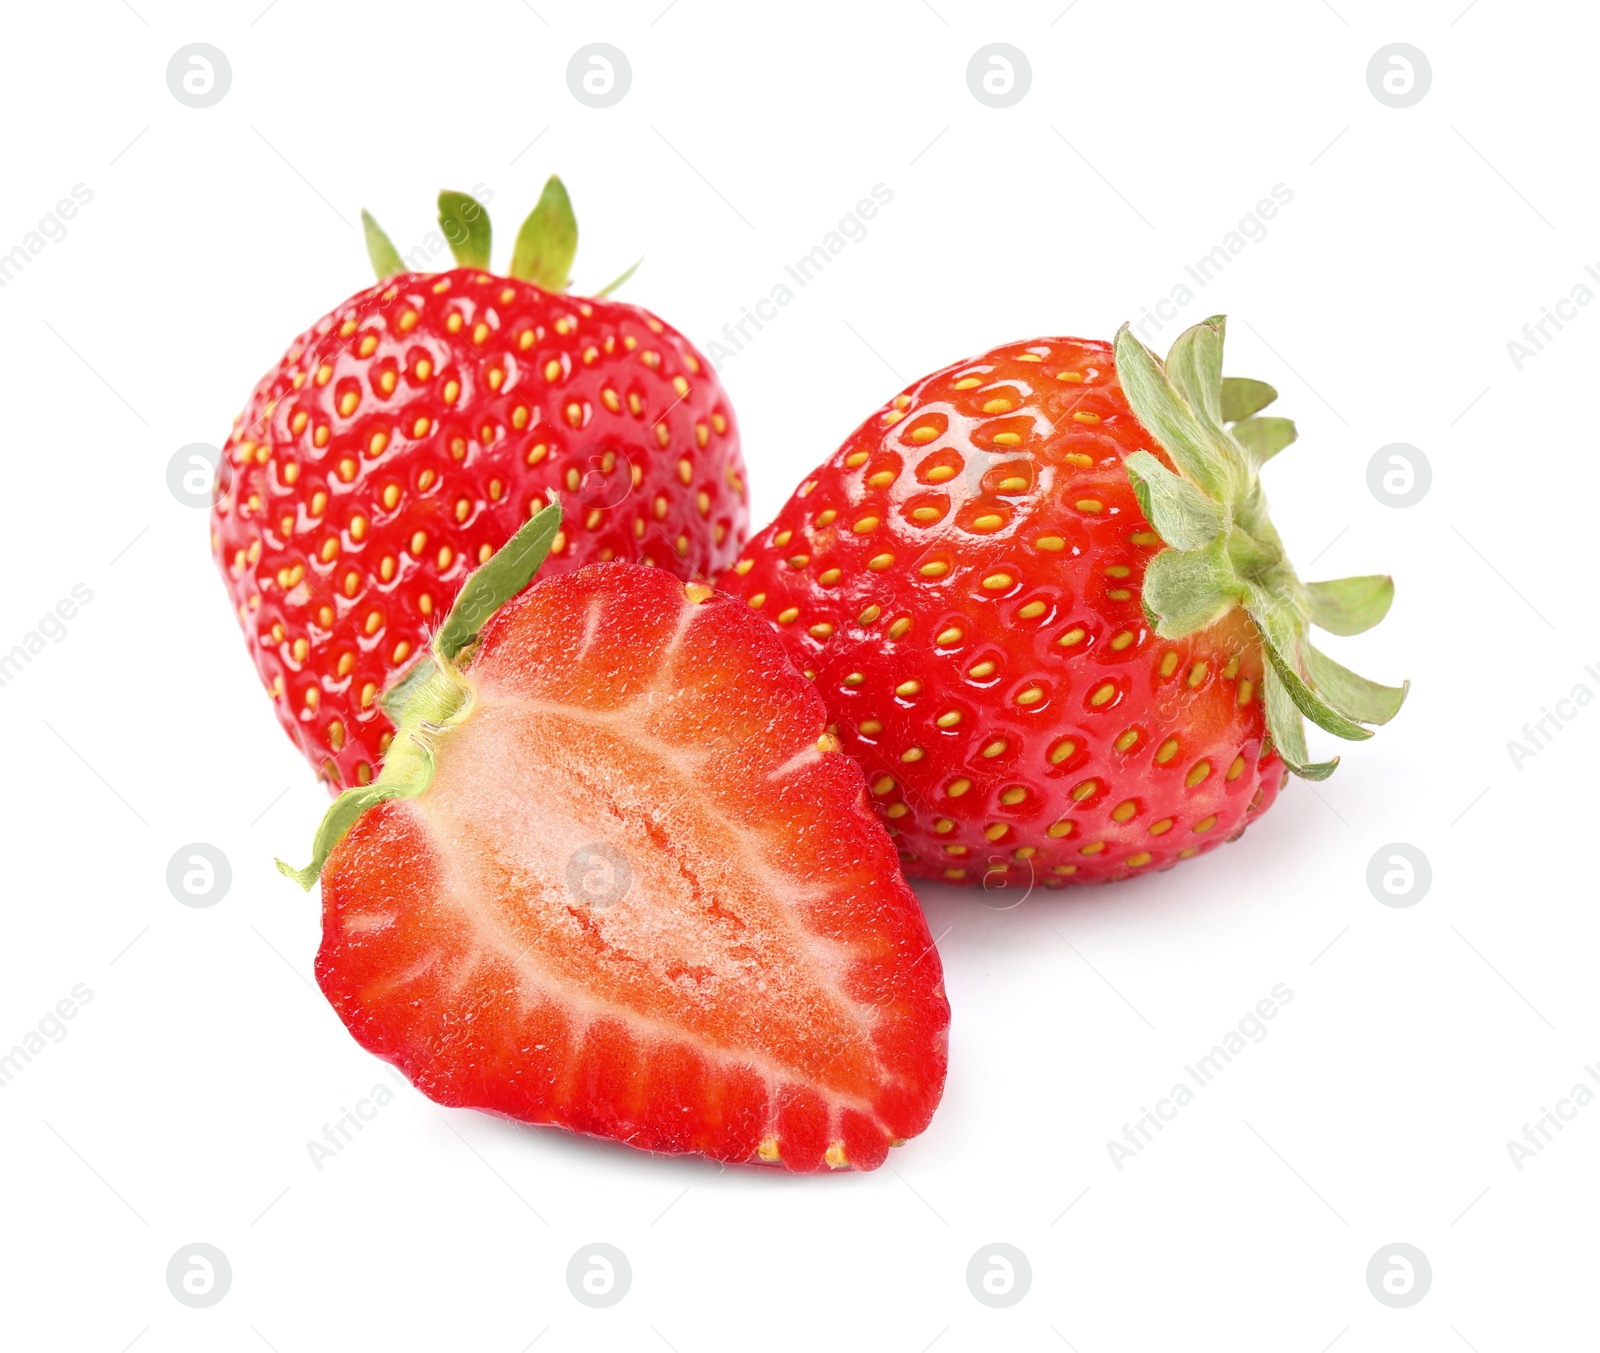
xmin=716 ymin=317 xmax=1406 ymax=889
xmin=212 ymin=180 xmax=748 ymax=792
xmin=278 ymin=504 xmax=949 ymax=1170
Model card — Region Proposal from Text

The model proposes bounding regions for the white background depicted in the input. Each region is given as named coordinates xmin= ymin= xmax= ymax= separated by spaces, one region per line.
xmin=0 ymin=1 xmax=1593 ymax=1349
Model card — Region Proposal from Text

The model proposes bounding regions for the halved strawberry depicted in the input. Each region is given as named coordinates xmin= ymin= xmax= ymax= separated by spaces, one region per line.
xmin=280 ymin=503 xmax=949 ymax=1170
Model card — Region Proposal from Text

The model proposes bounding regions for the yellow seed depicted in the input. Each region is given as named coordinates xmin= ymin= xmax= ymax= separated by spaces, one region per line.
xmin=982 ymin=572 xmax=1013 ymax=590
xmin=1187 ymin=662 xmax=1208 ymax=688
xmin=1227 ymin=755 xmax=1246 ymax=781
xmin=338 ymin=391 xmax=358 ymax=417
xmin=895 ymin=680 xmax=922 ymax=697
xmin=912 ymin=506 xmax=944 ymax=524
xmin=1047 ymin=821 xmax=1073 ymax=839
xmin=886 ymin=802 xmax=909 ymax=818
xmin=872 ymin=776 xmax=896 ymax=795
xmin=854 ymin=516 xmax=880 ymax=533
xmin=1057 ymin=627 xmax=1086 ymax=648
xmin=1193 ymin=815 xmax=1217 ymax=834
xmin=1019 ymin=601 xmax=1046 ymax=619
xmin=1075 ymin=498 xmax=1104 ymax=514
xmin=1017 ymin=686 xmax=1044 ymax=706
xmin=1034 ymin=536 xmax=1065 ymax=552
xmin=1112 ymin=800 xmax=1138 ymax=823
xmin=1186 ymin=760 xmax=1211 ymax=788
xmin=947 ymin=778 xmax=972 ymax=797
xmin=1056 ymin=370 xmax=1083 ymax=382
xmin=1000 ymin=786 xmax=1026 ymax=806
xmin=1080 ymin=841 xmax=1106 ymax=855
xmin=1237 ymin=679 xmax=1254 ymax=706
xmin=910 ymin=425 xmax=939 ymax=444
xmin=984 ymin=823 xmax=1008 ymax=841
xmin=1131 ymin=530 xmax=1160 ymax=547
xmin=809 ymin=622 xmax=835 ymax=639
xmin=996 ymin=476 xmax=1028 ymax=492
xmin=1160 ymin=652 xmax=1180 ymax=678
xmin=992 ymin=433 xmax=1022 ymax=447
xmin=1072 ymin=779 xmax=1099 ymax=802
xmin=684 ymin=582 xmax=714 ymax=604
xmin=843 ymin=672 xmax=864 ymax=687
xmin=859 ymin=604 xmax=881 ymax=624
xmin=867 ymin=470 xmax=895 ymax=488
xmin=933 ymin=818 xmax=955 ymax=834
xmin=900 ymin=746 xmax=925 ymax=763
xmin=818 ymin=568 xmax=841 ymax=586
xmin=1089 ymin=682 xmax=1116 ymax=706
xmin=844 ymin=452 xmax=869 ymax=468
xmin=1110 ymin=631 xmax=1134 ymax=651
xmin=1150 ymin=817 xmax=1174 ymax=835
xmin=935 ymin=627 xmax=963 ymax=645
xmin=982 ymin=397 xmax=1014 ymax=413
xmin=980 ymin=739 xmax=1007 ymax=758
xmin=935 ymin=710 xmax=962 ymax=728
xmin=1127 ymin=852 xmax=1153 ymax=867
xmin=968 ymin=660 xmax=996 ymax=678
xmin=787 ymin=554 xmax=810 ymax=570
xmin=924 ymin=465 xmax=957 ymax=483
xmin=888 ymin=618 xmax=912 ymax=640
xmin=1156 ymin=738 xmax=1179 ymax=764
xmin=1115 ymin=729 xmax=1140 ymax=752
xmin=1073 ymin=411 xmax=1101 ymax=424
xmin=757 ymin=1137 xmax=780 ymax=1163
xmin=1049 ymin=739 xmax=1076 ymax=764
xmin=867 ymin=553 xmax=894 ymax=570
xmin=920 ymin=561 xmax=950 ymax=578
xmin=778 ymin=607 xmax=799 ymax=624
xmin=971 ymin=514 xmax=1003 ymax=531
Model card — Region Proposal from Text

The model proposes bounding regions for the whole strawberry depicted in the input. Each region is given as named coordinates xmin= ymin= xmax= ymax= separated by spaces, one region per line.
xmin=212 ymin=179 xmax=748 ymax=790
xmin=716 ymin=317 xmax=1405 ymax=889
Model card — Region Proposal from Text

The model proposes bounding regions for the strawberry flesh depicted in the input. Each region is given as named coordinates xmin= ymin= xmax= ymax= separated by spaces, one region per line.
xmin=314 ymin=563 xmax=949 ymax=1169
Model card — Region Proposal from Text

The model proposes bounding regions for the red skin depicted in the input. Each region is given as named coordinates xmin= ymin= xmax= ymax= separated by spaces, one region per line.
xmin=212 ymin=269 xmax=748 ymax=790
xmin=716 ymin=338 xmax=1285 ymax=890
xmin=315 ymin=564 xmax=949 ymax=1170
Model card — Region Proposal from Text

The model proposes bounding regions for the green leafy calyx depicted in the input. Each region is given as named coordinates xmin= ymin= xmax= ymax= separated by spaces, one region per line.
xmin=1115 ymin=317 xmax=1408 ymax=780
xmin=277 ymin=501 xmax=565 ymax=889
xmin=358 ymin=178 xmax=637 ymax=296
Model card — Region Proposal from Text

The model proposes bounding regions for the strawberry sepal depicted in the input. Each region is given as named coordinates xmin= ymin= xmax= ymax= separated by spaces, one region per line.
xmin=277 ymin=501 xmax=566 ymax=889
xmin=1116 ymin=317 xmax=1409 ymax=780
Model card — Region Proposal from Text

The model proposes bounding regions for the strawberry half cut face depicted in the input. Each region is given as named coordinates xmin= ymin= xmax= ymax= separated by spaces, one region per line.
xmin=284 ymin=505 xmax=949 ymax=1171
